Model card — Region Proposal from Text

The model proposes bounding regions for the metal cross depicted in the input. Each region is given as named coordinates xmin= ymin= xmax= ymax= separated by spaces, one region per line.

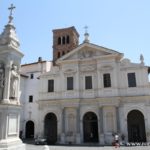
xmin=84 ymin=26 xmax=88 ymax=33
xmin=8 ymin=4 xmax=16 ymax=16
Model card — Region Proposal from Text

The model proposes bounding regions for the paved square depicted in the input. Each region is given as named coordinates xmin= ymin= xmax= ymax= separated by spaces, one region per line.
xmin=25 ymin=144 xmax=150 ymax=150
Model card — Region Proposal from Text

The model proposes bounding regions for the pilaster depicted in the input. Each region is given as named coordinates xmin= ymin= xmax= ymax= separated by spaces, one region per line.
xmin=3 ymin=61 xmax=12 ymax=103
xmin=116 ymin=106 xmax=120 ymax=133
xmin=76 ymin=107 xmax=81 ymax=144
xmin=99 ymin=106 xmax=105 ymax=145
xmin=60 ymin=107 xmax=65 ymax=143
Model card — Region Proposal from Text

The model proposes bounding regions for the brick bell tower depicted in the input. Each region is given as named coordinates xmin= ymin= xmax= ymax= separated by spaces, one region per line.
xmin=52 ymin=26 xmax=79 ymax=62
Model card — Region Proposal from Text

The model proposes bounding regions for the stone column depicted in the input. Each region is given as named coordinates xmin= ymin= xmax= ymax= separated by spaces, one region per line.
xmin=76 ymin=108 xmax=80 ymax=133
xmin=16 ymin=66 xmax=21 ymax=104
xmin=61 ymin=107 xmax=65 ymax=144
xmin=3 ymin=61 xmax=12 ymax=103
xmin=80 ymin=117 xmax=83 ymax=143
xmin=99 ymin=106 xmax=105 ymax=144
xmin=124 ymin=118 xmax=128 ymax=142
xmin=36 ymin=108 xmax=43 ymax=138
xmin=116 ymin=106 xmax=120 ymax=133
xmin=145 ymin=118 xmax=149 ymax=142
xmin=62 ymin=108 xmax=65 ymax=133
xmin=76 ymin=108 xmax=81 ymax=144
xmin=99 ymin=107 xmax=104 ymax=133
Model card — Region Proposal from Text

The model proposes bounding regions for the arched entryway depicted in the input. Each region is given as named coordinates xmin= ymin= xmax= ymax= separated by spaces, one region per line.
xmin=83 ymin=112 xmax=99 ymax=143
xmin=25 ymin=120 xmax=34 ymax=139
xmin=44 ymin=113 xmax=57 ymax=144
xmin=127 ymin=110 xmax=146 ymax=142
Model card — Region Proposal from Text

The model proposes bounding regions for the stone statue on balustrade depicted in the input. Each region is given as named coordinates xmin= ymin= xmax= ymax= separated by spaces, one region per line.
xmin=9 ymin=64 xmax=19 ymax=100
xmin=0 ymin=63 xmax=5 ymax=100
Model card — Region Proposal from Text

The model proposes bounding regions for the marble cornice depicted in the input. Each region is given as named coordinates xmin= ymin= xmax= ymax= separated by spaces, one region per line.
xmin=121 ymin=95 xmax=150 ymax=100
xmin=96 ymin=97 xmax=120 ymax=107
xmin=38 ymin=95 xmax=150 ymax=109
xmin=118 ymin=95 xmax=150 ymax=106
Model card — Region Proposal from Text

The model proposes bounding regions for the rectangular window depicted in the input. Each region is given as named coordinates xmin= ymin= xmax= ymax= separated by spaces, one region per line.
xmin=48 ymin=79 xmax=54 ymax=92
xmin=85 ymin=76 xmax=92 ymax=89
xmin=30 ymin=73 xmax=34 ymax=79
xmin=103 ymin=73 xmax=111 ymax=88
xmin=128 ymin=73 xmax=136 ymax=87
xmin=29 ymin=95 xmax=33 ymax=103
xmin=67 ymin=77 xmax=73 ymax=90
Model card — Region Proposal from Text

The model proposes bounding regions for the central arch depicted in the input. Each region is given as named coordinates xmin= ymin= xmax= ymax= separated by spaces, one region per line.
xmin=44 ymin=113 xmax=57 ymax=144
xmin=127 ymin=110 xmax=146 ymax=142
xmin=83 ymin=112 xmax=99 ymax=143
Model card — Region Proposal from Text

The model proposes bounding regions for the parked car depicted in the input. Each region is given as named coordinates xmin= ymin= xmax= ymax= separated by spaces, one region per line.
xmin=34 ymin=137 xmax=47 ymax=145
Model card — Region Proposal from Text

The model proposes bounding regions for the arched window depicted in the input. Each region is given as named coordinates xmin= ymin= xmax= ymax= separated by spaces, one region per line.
xmin=58 ymin=37 xmax=61 ymax=45
xmin=62 ymin=36 xmax=66 ymax=44
xmin=62 ymin=51 xmax=65 ymax=55
xmin=66 ymin=35 xmax=70 ymax=44
xmin=57 ymin=52 xmax=60 ymax=58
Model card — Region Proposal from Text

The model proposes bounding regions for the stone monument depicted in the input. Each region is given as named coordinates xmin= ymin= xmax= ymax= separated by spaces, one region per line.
xmin=0 ymin=4 xmax=25 ymax=150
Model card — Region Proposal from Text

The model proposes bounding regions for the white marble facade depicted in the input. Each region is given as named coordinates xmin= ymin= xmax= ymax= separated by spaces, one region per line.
xmin=20 ymin=29 xmax=150 ymax=145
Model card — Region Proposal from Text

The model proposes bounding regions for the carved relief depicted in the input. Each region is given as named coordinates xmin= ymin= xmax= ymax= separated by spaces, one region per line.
xmin=79 ymin=49 xmax=94 ymax=58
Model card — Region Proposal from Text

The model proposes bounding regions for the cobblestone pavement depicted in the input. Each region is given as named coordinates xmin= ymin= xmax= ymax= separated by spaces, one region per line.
xmin=25 ymin=144 xmax=150 ymax=150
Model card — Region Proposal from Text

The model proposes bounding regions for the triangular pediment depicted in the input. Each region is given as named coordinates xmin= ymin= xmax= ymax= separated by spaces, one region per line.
xmin=56 ymin=42 xmax=123 ymax=63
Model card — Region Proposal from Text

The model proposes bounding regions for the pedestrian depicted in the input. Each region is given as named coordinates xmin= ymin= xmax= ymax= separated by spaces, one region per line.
xmin=114 ymin=133 xmax=119 ymax=148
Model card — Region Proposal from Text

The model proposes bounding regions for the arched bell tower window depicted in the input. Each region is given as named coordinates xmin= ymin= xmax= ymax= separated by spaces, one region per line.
xmin=57 ymin=52 xmax=60 ymax=58
xmin=62 ymin=36 xmax=66 ymax=44
xmin=58 ymin=37 xmax=61 ymax=45
xmin=67 ymin=35 xmax=70 ymax=44
xmin=62 ymin=51 xmax=65 ymax=55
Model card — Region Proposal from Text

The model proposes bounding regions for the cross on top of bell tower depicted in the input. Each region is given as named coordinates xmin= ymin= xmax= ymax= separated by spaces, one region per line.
xmin=8 ymin=4 xmax=16 ymax=23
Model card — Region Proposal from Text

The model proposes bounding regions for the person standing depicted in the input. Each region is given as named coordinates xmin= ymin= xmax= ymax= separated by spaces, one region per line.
xmin=115 ymin=133 xmax=119 ymax=148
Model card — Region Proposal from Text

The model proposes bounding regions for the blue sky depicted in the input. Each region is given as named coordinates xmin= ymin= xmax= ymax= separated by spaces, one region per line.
xmin=0 ymin=0 xmax=150 ymax=65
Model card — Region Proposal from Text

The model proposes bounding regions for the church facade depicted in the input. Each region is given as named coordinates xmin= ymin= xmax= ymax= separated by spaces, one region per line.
xmin=20 ymin=26 xmax=150 ymax=145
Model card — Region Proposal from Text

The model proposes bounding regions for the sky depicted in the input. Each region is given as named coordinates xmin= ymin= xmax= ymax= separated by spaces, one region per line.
xmin=0 ymin=0 xmax=150 ymax=65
